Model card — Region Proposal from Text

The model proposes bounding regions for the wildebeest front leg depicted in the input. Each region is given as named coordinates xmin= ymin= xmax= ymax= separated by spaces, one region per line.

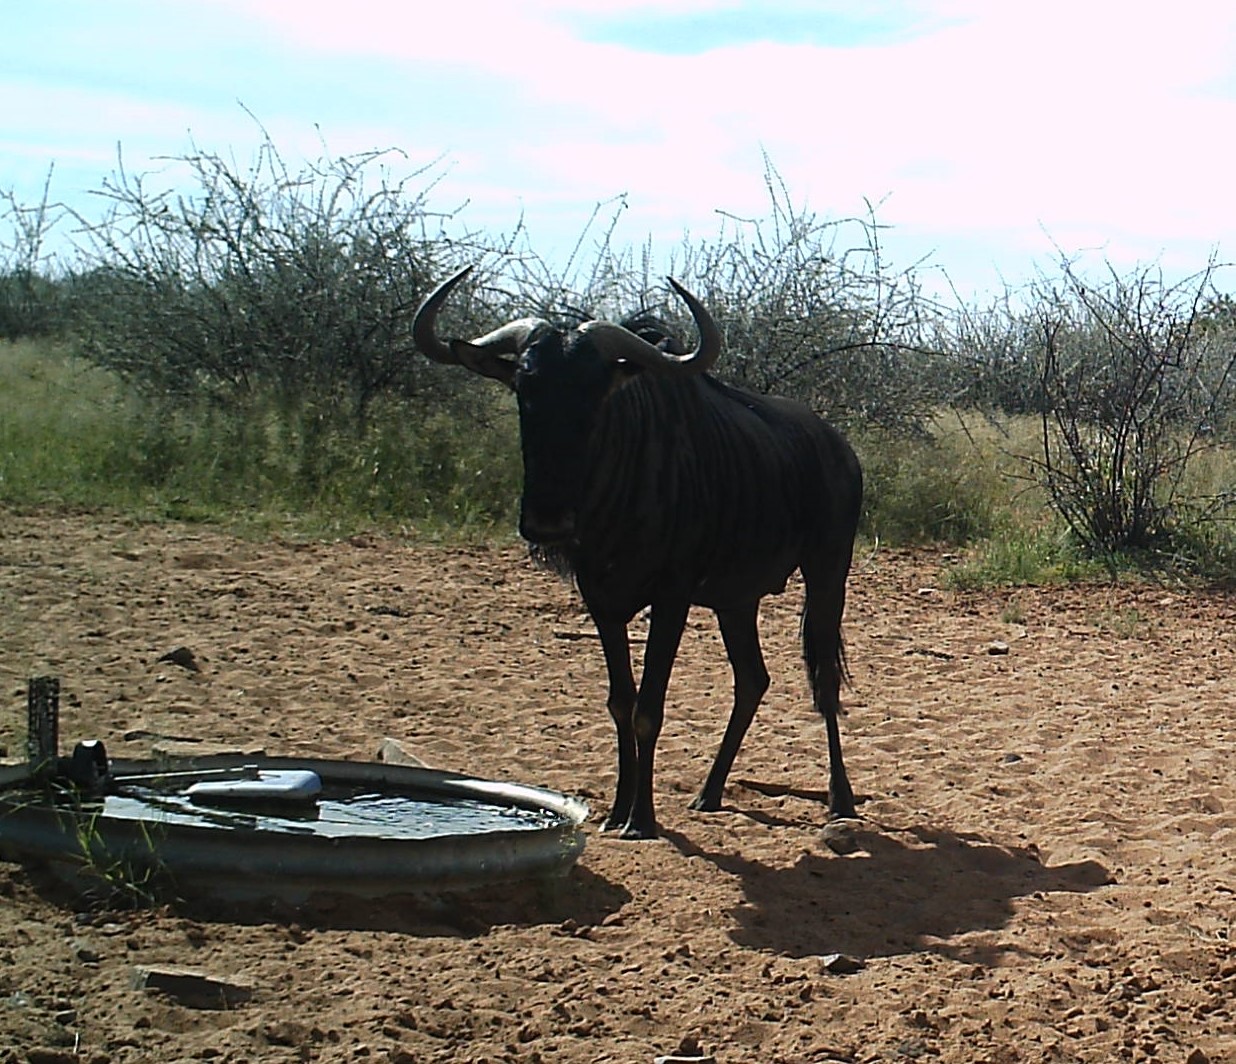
xmin=595 ymin=618 xmax=638 ymax=831
xmin=691 ymin=603 xmax=769 ymax=812
xmin=623 ymin=602 xmax=689 ymax=839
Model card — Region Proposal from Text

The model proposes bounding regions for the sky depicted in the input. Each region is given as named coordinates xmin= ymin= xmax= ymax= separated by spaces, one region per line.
xmin=5 ymin=0 xmax=1236 ymax=303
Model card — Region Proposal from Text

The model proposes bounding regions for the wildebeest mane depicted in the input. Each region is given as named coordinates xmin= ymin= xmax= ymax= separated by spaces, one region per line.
xmin=527 ymin=540 xmax=577 ymax=582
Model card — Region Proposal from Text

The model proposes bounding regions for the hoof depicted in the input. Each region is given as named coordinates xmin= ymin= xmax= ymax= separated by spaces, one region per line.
xmin=687 ymin=793 xmax=721 ymax=812
xmin=828 ymin=795 xmax=859 ymax=821
xmin=619 ymin=821 xmax=659 ymax=841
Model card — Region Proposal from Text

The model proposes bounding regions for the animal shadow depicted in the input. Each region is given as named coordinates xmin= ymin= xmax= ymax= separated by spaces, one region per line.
xmin=662 ymin=821 xmax=1112 ymax=963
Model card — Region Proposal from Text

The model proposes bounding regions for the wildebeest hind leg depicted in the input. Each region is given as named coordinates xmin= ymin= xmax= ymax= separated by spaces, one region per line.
xmin=595 ymin=618 xmax=637 ymax=831
xmin=802 ymin=559 xmax=857 ymax=820
xmin=691 ymin=603 xmax=769 ymax=812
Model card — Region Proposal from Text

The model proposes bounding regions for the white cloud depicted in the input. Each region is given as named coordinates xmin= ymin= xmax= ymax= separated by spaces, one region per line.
xmin=6 ymin=0 xmax=1236 ymax=297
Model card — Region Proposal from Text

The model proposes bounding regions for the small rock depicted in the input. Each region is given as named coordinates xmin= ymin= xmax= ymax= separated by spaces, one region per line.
xmin=376 ymin=738 xmax=428 ymax=767
xmin=263 ymin=1020 xmax=306 ymax=1046
xmin=655 ymin=1046 xmax=714 ymax=1064
xmin=820 ymin=952 xmax=866 ymax=975
xmin=26 ymin=1050 xmax=77 ymax=1064
xmin=906 ymin=646 xmax=953 ymax=660
xmin=156 ymin=646 xmax=200 ymax=672
xmin=668 ymin=1034 xmax=706 ymax=1058
xmin=71 ymin=941 xmax=103 ymax=965
xmin=821 ymin=819 xmax=862 ymax=855
xmin=654 ymin=1057 xmax=716 ymax=1064
xmin=987 ymin=640 xmax=1011 ymax=655
xmin=132 ymin=965 xmax=253 ymax=1010
xmin=1185 ymin=1050 xmax=1210 ymax=1064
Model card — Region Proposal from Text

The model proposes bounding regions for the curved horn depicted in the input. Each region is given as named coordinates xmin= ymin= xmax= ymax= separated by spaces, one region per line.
xmin=413 ymin=266 xmax=553 ymax=388
xmin=459 ymin=318 xmax=554 ymax=358
xmin=577 ymin=277 xmax=721 ymax=375
xmin=412 ymin=266 xmax=473 ymax=364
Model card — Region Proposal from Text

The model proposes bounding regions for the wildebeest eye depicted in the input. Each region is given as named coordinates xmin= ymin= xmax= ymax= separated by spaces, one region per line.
xmin=518 ymin=334 xmax=559 ymax=375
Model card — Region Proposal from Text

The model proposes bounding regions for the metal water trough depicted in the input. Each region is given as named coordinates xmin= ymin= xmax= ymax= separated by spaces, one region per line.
xmin=0 ymin=751 xmax=589 ymax=902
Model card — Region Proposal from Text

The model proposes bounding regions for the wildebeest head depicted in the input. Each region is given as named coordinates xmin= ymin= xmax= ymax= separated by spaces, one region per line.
xmin=412 ymin=266 xmax=721 ymax=548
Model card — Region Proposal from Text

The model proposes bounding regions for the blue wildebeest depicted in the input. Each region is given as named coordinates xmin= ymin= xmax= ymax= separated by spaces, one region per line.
xmin=413 ymin=267 xmax=863 ymax=839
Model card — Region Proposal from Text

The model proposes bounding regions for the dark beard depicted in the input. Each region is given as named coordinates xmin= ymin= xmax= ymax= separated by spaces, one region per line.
xmin=527 ymin=541 xmax=577 ymax=582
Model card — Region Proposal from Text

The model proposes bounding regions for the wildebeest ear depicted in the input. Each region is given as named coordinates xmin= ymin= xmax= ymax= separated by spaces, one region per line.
xmin=450 ymin=340 xmax=518 ymax=390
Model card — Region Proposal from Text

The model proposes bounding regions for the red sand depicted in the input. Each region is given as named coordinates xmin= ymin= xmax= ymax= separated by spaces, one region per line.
xmin=1 ymin=508 xmax=1233 ymax=1063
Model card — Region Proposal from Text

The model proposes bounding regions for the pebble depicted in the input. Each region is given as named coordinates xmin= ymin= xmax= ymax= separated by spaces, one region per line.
xmin=820 ymin=953 xmax=866 ymax=975
xmin=70 ymin=941 xmax=103 ymax=965
xmin=821 ymin=819 xmax=862 ymax=855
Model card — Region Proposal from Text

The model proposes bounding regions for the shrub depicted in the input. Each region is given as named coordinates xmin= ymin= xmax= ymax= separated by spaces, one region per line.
xmin=1027 ymin=258 xmax=1236 ymax=564
xmin=1 ymin=168 xmax=66 ymax=339
xmin=67 ymin=133 xmax=483 ymax=432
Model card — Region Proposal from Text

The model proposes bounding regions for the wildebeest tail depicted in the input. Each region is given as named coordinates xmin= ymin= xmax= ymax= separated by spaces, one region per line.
xmin=800 ymin=595 xmax=850 ymax=707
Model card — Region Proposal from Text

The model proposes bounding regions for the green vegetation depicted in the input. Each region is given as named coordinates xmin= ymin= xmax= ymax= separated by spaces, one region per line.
xmin=0 ymin=339 xmax=521 ymax=537
xmin=856 ymin=414 xmax=1013 ymax=546
xmin=0 ymin=339 xmax=140 ymax=509
xmin=944 ymin=527 xmax=1108 ymax=590
xmin=4 ymin=333 xmax=1235 ymax=581
xmin=70 ymin=807 xmax=171 ymax=910
xmin=3 ymin=135 xmax=1235 ymax=581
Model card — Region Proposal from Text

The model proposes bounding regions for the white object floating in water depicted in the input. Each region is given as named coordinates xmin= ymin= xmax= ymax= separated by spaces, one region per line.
xmin=187 ymin=769 xmax=322 ymax=804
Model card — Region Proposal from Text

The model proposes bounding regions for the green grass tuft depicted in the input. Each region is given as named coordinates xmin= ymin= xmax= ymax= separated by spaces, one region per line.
xmin=944 ymin=527 xmax=1107 ymax=589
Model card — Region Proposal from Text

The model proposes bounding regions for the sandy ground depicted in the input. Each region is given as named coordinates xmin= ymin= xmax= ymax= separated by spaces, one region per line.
xmin=0 ymin=506 xmax=1234 ymax=1064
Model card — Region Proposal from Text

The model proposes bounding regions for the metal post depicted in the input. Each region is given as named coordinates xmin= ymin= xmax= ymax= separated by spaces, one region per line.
xmin=26 ymin=676 xmax=60 ymax=772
